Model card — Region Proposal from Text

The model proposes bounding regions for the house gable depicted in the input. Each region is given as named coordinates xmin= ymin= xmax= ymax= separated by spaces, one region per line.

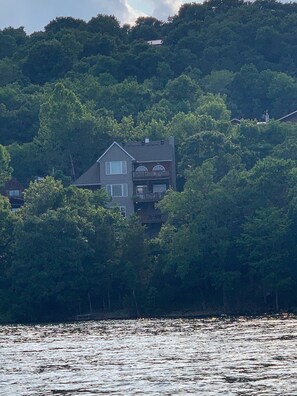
xmin=97 ymin=142 xmax=135 ymax=162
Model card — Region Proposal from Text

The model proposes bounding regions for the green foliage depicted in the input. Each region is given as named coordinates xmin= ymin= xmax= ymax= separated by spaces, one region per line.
xmin=2 ymin=1 xmax=297 ymax=321
xmin=22 ymin=40 xmax=73 ymax=84
xmin=36 ymin=83 xmax=102 ymax=179
xmin=0 ymin=145 xmax=12 ymax=187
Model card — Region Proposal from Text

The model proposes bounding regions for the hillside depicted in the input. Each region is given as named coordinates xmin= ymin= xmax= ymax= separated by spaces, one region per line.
xmin=1 ymin=0 xmax=297 ymax=322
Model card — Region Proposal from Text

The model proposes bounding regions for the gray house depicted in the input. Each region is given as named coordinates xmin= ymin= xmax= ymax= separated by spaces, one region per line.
xmin=73 ymin=137 xmax=176 ymax=224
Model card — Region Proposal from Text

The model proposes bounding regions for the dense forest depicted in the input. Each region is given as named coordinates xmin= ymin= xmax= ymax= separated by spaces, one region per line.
xmin=1 ymin=0 xmax=297 ymax=323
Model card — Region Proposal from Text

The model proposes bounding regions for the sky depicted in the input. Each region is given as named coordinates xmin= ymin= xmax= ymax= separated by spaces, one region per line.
xmin=0 ymin=0 xmax=191 ymax=34
xmin=0 ymin=0 xmax=295 ymax=34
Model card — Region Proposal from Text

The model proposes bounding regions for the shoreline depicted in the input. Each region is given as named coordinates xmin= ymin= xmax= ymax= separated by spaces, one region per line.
xmin=74 ymin=308 xmax=295 ymax=322
xmin=1 ymin=309 xmax=295 ymax=326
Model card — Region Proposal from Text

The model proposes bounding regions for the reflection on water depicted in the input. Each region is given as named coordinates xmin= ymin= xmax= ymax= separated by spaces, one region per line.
xmin=1 ymin=316 xmax=297 ymax=395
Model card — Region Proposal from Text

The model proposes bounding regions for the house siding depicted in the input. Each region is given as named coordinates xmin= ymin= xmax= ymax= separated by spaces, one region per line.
xmin=74 ymin=137 xmax=176 ymax=226
xmin=99 ymin=144 xmax=135 ymax=216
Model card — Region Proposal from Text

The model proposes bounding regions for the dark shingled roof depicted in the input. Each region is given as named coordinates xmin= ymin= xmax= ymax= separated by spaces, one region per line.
xmin=73 ymin=138 xmax=175 ymax=186
xmin=73 ymin=162 xmax=101 ymax=186
xmin=124 ymin=140 xmax=174 ymax=162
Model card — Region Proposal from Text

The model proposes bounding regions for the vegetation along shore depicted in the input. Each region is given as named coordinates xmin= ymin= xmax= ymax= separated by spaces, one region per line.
xmin=1 ymin=0 xmax=297 ymax=323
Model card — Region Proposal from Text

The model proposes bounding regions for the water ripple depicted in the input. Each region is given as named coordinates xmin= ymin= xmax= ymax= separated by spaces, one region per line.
xmin=1 ymin=316 xmax=297 ymax=395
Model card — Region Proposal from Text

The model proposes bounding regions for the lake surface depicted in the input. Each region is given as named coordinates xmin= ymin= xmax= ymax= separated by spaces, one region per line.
xmin=1 ymin=315 xmax=297 ymax=395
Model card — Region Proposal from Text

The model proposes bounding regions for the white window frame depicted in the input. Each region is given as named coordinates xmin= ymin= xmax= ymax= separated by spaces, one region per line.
xmin=153 ymin=164 xmax=165 ymax=171
xmin=106 ymin=184 xmax=128 ymax=197
xmin=135 ymin=165 xmax=148 ymax=172
xmin=8 ymin=190 xmax=20 ymax=197
xmin=153 ymin=184 xmax=167 ymax=194
xmin=105 ymin=161 xmax=127 ymax=175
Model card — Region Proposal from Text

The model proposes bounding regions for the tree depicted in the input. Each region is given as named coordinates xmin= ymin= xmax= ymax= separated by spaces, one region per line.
xmin=202 ymin=70 xmax=234 ymax=95
xmin=120 ymin=216 xmax=150 ymax=315
xmin=9 ymin=178 xmax=118 ymax=321
xmin=0 ymin=195 xmax=15 ymax=322
xmin=0 ymin=59 xmax=21 ymax=86
xmin=22 ymin=40 xmax=72 ymax=84
xmin=36 ymin=83 xmax=98 ymax=179
xmin=0 ymin=145 xmax=11 ymax=187
xmin=130 ymin=17 xmax=163 ymax=40
xmin=164 ymin=74 xmax=202 ymax=112
xmin=0 ymin=32 xmax=17 ymax=59
xmin=239 ymin=207 xmax=291 ymax=311
xmin=229 ymin=64 xmax=266 ymax=118
xmin=87 ymin=15 xmax=122 ymax=36
xmin=178 ymin=130 xmax=237 ymax=177
xmin=45 ymin=17 xmax=87 ymax=33
xmin=158 ymin=161 xmax=242 ymax=310
xmin=196 ymin=94 xmax=231 ymax=121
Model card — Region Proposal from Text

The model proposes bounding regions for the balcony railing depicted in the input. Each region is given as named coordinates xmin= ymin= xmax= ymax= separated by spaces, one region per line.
xmin=138 ymin=210 xmax=167 ymax=224
xmin=133 ymin=191 xmax=166 ymax=202
xmin=133 ymin=170 xmax=170 ymax=179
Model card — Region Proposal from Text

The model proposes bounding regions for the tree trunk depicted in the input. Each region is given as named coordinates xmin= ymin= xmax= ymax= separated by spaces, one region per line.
xmin=88 ymin=292 xmax=93 ymax=314
xmin=275 ymin=288 xmax=279 ymax=312
xmin=262 ymin=279 xmax=267 ymax=306
xmin=133 ymin=289 xmax=140 ymax=317
xmin=107 ymin=290 xmax=111 ymax=311
xmin=69 ymin=152 xmax=76 ymax=180
xmin=222 ymin=282 xmax=228 ymax=310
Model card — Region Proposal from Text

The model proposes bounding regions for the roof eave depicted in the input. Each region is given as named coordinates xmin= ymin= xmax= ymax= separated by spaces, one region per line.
xmin=97 ymin=142 xmax=135 ymax=162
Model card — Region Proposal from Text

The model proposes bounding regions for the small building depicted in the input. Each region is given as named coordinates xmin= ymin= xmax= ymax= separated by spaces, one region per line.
xmin=147 ymin=39 xmax=163 ymax=46
xmin=0 ymin=178 xmax=24 ymax=210
xmin=73 ymin=137 xmax=176 ymax=227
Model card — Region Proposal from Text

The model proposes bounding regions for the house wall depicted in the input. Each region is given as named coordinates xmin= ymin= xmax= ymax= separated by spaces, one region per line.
xmin=99 ymin=144 xmax=135 ymax=216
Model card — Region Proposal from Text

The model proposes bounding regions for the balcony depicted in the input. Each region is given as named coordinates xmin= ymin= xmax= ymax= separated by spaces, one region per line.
xmin=133 ymin=191 xmax=166 ymax=202
xmin=138 ymin=210 xmax=167 ymax=224
xmin=133 ymin=170 xmax=170 ymax=180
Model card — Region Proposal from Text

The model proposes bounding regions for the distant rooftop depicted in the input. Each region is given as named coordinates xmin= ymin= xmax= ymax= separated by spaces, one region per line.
xmin=147 ymin=39 xmax=163 ymax=46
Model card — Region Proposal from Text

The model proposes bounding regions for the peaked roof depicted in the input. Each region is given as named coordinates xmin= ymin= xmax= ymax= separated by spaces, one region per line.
xmin=73 ymin=162 xmax=101 ymax=186
xmin=73 ymin=138 xmax=175 ymax=187
xmin=97 ymin=141 xmax=135 ymax=162
xmin=123 ymin=140 xmax=174 ymax=162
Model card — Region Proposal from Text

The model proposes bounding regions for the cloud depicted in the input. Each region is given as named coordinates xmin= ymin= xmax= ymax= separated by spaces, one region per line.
xmin=151 ymin=0 xmax=182 ymax=21
xmin=0 ymin=0 xmax=296 ymax=34
xmin=0 ymin=0 xmax=145 ymax=33
xmin=90 ymin=0 xmax=146 ymax=24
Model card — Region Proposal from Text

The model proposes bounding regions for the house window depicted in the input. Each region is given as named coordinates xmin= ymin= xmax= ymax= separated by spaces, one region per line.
xmin=135 ymin=165 xmax=148 ymax=172
xmin=135 ymin=185 xmax=148 ymax=198
xmin=153 ymin=164 xmax=165 ymax=171
xmin=105 ymin=161 xmax=127 ymax=175
xmin=8 ymin=190 xmax=20 ymax=197
xmin=106 ymin=184 xmax=128 ymax=197
xmin=153 ymin=184 xmax=167 ymax=196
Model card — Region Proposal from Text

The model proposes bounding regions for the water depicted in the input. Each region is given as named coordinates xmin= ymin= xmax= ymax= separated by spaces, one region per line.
xmin=1 ymin=316 xmax=297 ymax=395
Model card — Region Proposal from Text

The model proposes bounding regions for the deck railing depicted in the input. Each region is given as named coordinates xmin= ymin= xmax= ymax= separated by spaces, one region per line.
xmin=138 ymin=211 xmax=167 ymax=224
xmin=133 ymin=170 xmax=170 ymax=179
xmin=133 ymin=191 xmax=166 ymax=201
